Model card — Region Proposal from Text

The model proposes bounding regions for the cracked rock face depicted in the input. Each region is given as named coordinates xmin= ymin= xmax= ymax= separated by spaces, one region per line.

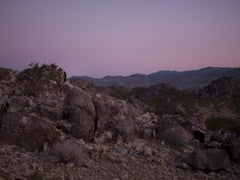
xmin=0 ymin=113 xmax=60 ymax=151
xmin=64 ymin=85 xmax=96 ymax=141
xmin=63 ymin=83 xmax=140 ymax=142
xmin=92 ymin=94 xmax=139 ymax=142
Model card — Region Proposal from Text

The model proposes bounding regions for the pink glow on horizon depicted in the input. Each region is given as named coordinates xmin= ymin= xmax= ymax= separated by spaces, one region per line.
xmin=0 ymin=0 xmax=240 ymax=77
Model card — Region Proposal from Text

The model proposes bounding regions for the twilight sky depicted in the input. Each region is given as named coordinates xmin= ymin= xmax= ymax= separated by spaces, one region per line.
xmin=0 ymin=0 xmax=240 ymax=77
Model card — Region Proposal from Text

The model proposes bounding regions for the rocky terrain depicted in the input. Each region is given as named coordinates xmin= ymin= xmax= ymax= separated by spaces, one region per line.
xmin=0 ymin=64 xmax=240 ymax=179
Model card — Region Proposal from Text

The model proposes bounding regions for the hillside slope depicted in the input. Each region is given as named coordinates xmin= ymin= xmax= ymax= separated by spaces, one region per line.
xmin=76 ymin=67 xmax=240 ymax=88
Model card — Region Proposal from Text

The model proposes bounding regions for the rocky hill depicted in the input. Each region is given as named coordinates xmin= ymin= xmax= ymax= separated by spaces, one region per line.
xmin=77 ymin=67 xmax=240 ymax=88
xmin=1 ymin=64 xmax=240 ymax=179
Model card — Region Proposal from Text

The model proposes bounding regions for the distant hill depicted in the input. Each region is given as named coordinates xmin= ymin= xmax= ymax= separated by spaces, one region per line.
xmin=72 ymin=67 xmax=240 ymax=88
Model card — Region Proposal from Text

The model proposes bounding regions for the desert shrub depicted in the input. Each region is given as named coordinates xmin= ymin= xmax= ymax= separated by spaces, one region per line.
xmin=0 ymin=173 xmax=10 ymax=180
xmin=205 ymin=117 xmax=240 ymax=135
xmin=161 ymin=131 xmax=185 ymax=148
xmin=198 ymin=96 xmax=211 ymax=107
xmin=27 ymin=171 xmax=43 ymax=180
xmin=18 ymin=63 xmax=58 ymax=82
xmin=155 ymin=115 xmax=182 ymax=136
xmin=17 ymin=63 xmax=65 ymax=97
xmin=108 ymin=86 xmax=131 ymax=100
xmin=160 ymin=125 xmax=193 ymax=149
xmin=155 ymin=116 xmax=171 ymax=132
xmin=231 ymin=91 xmax=240 ymax=113
xmin=146 ymin=92 xmax=197 ymax=115
xmin=130 ymin=84 xmax=192 ymax=115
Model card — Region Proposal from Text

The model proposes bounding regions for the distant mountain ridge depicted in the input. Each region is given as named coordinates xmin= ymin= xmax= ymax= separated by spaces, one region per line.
xmin=72 ymin=67 xmax=240 ymax=88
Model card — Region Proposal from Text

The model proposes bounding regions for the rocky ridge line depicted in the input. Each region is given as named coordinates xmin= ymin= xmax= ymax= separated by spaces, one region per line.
xmin=0 ymin=64 xmax=240 ymax=179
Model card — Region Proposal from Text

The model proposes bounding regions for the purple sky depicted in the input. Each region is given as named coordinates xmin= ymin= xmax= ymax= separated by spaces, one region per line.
xmin=0 ymin=0 xmax=240 ymax=77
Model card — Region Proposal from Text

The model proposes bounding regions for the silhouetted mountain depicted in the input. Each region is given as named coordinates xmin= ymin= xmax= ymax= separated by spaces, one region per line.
xmin=74 ymin=67 xmax=240 ymax=88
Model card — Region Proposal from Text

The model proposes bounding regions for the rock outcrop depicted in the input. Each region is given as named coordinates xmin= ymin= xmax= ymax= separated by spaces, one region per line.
xmin=93 ymin=94 xmax=139 ymax=142
xmin=17 ymin=63 xmax=66 ymax=97
xmin=0 ymin=113 xmax=60 ymax=151
xmin=221 ymin=134 xmax=240 ymax=163
xmin=64 ymin=84 xmax=96 ymax=141
xmin=0 ymin=64 xmax=240 ymax=179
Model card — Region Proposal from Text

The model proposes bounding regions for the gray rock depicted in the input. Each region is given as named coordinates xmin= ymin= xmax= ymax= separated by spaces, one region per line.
xmin=176 ymin=163 xmax=189 ymax=170
xmin=131 ymin=138 xmax=146 ymax=154
xmin=7 ymin=95 xmax=30 ymax=113
xmin=94 ymin=131 xmax=112 ymax=144
xmin=45 ymin=176 xmax=65 ymax=180
xmin=38 ymin=96 xmax=64 ymax=120
xmin=53 ymin=139 xmax=87 ymax=165
xmin=205 ymin=141 xmax=222 ymax=149
xmin=190 ymin=148 xmax=231 ymax=171
xmin=162 ymin=125 xmax=194 ymax=148
xmin=55 ymin=120 xmax=72 ymax=133
xmin=64 ymin=86 xmax=96 ymax=141
xmin=66 ymin=162 xmax=75 ymax=168
xmin=116 ymin=147 xmax=128 ymax=155
xmin=143 ymin=146 xmax=152 ymax=157
xmin=107 ymin=153 xmax=127 ymax=163
xmin=0 ymin=113 xmax=60 ymax=151
xmin=181 ymin=118 xmax=206 ymax=142
xmin=43 ymin=142 xmax=48 ymax=153
xmin=211 ymin=131 xmax=224 ymax=142
xmin=190 ymin=139 xmax=200 ymax=150
xmin=204 ymin=131 xmax=213 ymax=143
xmin=93 ymin=94 xmax=139 ymax=142
xmin=222 ymin=134 xmax=240 ymax=163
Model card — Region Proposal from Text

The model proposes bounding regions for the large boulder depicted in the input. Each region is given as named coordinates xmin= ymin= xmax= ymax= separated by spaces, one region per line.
xmin=64 ymin=83 xmax=96 ymax=141
xmin=190 ymin=148 xmax=231 ymax=171
xmin=181 ymin=117 xmax=206 ymax=142
xmin=63 ymin=81 xmax=140 ymax=142
xmin=222 ymin=134 xmax=240 ymax=163
xmin=53 ymin=139 xmax=88 ymax=164
xmin=161 ymin=125 xmax=194 ymax=148
xmin=37 ymin=95 xmax=64 ymax=120
xmin=93 ymin=94 xmax=139 ymax=142
xmin=69 ymin=78 xmax=97 ymax=95
xmin=0 ymin=113 xmax=60 ymax=151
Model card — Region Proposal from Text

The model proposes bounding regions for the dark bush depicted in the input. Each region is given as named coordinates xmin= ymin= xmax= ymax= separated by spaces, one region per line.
xmin=205 ymin=117 xmax=240 ymax=135
xmin=17 ymin=63 xmax=66 ymax=97
xmin=231 ymin=91 xmax=240 ymax=113
xmin=27 ymin=171 xmax=43 ymax=180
